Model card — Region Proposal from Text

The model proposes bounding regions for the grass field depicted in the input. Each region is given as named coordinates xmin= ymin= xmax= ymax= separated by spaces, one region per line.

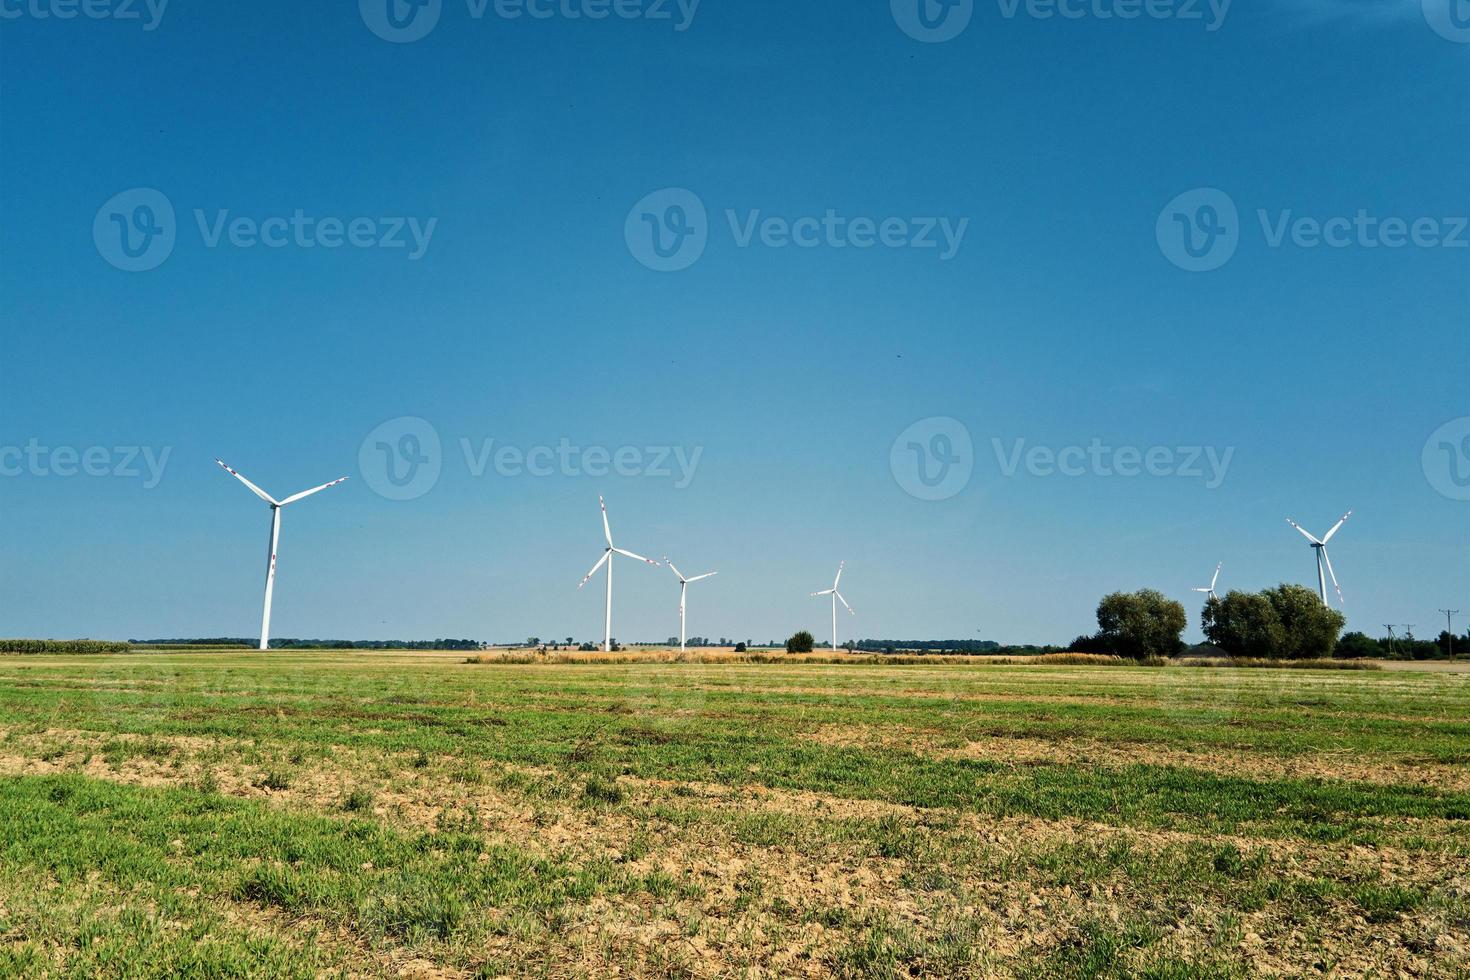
xmin=0 ymin=652 xmax=1466 ymax=978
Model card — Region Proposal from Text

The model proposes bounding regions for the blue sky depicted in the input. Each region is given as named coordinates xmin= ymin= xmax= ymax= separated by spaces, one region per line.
xmin=1 ymin=0 xmax=1466 ymax=646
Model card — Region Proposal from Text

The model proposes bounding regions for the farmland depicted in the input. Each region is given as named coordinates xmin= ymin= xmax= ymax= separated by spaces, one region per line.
xmin=0 ymin=652 xmax=1466 ymax=978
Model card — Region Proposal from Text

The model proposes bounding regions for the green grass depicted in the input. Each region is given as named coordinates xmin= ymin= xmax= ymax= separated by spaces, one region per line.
xmin=0 ymin=651 xmax=1465 ymax=977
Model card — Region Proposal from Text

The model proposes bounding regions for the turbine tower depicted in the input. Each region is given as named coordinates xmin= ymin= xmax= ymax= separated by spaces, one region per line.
xmin=216 ymin=459 xmax=349 ymax=651
xmin=578 ymin=496 xmax=659 ymax=652
xmin=810 ymin=562 xmax=855 ymax=651
xmin=1191 ymin=562 xmax=1223 ymax=600
xmin=1286 ymin=511 xmax=1352 ymax=607
xmin=664 ymin=559 xmax=717 ymax=652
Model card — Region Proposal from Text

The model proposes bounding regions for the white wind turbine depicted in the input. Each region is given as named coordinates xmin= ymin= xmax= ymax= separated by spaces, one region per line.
xmin=578 ymin=496 xmax=660 ymax=652
xmin=216 ymin=459 xmax=349 ymax=651
xmin=810 ymin=561 xmax=855 ymax=652
xmin=1286 ymin=510 xmax=1352 ymax=606
xmin=663 ymin=559 xmax=717 ymax=652
xmin=1192 ymin=562 xmax=1223 ymax=600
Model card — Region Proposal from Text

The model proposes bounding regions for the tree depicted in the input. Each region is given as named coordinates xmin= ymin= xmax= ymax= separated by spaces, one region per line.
xmin=1262 ymin=584 xmax=1345 ymax=659
xmin=1203 ymin=585 xmax=1345 ymax=659
xmin=1202 ymin=592 xmax=1285 ymax=659
xmin=1335 ymin=631 xmax=1380 ymax=660
xmin=1094 ymin=589 xmax=1187 ymax=659
xmin=734 ymin=642 xmax=747 ymax=653
xmin=786 ymin=631 xmax=814 ymax=654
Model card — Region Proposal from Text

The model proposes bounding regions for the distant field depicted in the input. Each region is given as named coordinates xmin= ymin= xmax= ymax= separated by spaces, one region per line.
xmin=0 ymin=652 xmax=1466 ymax=978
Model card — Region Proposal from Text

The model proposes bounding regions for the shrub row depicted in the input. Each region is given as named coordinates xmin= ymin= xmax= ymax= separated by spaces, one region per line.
xmin=0 ymin=639 xmax=132 ymax=655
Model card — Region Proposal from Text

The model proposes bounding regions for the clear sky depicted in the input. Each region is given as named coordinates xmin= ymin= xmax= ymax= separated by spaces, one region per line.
xmin=1 ymin=0 xmax=1466 ymax=646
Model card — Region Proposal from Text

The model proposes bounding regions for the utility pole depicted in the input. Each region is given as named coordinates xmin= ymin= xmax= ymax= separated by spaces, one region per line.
xmin=1440 ymin=610 xmax=1460 ymax=658
xmin=1383 ymin=624 xmax=1397 ymax=658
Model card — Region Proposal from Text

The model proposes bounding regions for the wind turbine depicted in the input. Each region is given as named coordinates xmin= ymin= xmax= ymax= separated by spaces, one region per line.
xmin=664 ymin=559 xmax=717 ymax=652
xmin=578 ymin=496 xmax=659 ymax=652
xmin=1192 ymin=562 xmax=1223 ymax=600
xmin=810 ymin=562 xmax=855 ymax=651
xmin=1286 ymin=510 xmax=1352 ymax=606
xmin=216 ymin=459 xmax=349 ymax=651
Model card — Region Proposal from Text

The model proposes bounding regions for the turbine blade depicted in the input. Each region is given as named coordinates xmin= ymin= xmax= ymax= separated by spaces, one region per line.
xmin=1210 ymin=563 xmax=1221 ymax=589
xmin=216 ymin=459 xmax=279 ymax=506
xmin=1321 ymin=547 xmax=1345 ymax=604
xmin=665 ymin=560 xmax=684 ymax=581
xmin=811 ymin=589 xmax=835 ymax=597
xmin=1321 ymin=510 xmax=1353 ymax=544
xmin=686 ymin=572 xmax=717 ymax=583
xmin=579 ymin=551 xmax=610 ymax=588
xmin=836 ymin=591 xmax=855 ymax=614
xmin=1286 ymin=519 xmax=1322 ymax=545
xmin=613 ymin=548 xmax=659 ymax=565
xmin=278 ymin=476 xmax=349 ymax=506
xmin=834 ymin=561 xmax=844 ymax=589
xmin=599 ymin=496 xmax=613 ymax=547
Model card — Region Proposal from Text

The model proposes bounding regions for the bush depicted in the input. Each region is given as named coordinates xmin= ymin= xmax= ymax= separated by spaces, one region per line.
xmin=734 ymin=642 xmax=747 ymax=652
xmin=786 ymin=631 xmax=815 ymax=654
xmin=1091 ymin=590 xmax=1187 ymax=659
